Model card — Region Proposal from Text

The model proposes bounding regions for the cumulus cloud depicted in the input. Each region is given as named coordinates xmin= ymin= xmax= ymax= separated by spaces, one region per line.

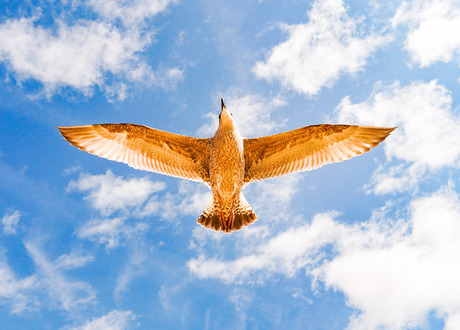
xmin=188 ymin=185 xmax=460 ymax=329
xmin=0 ymin=0 xmax=177 ymax=99
xmin=2 ymin=209 xmax=21 ymax=235
xmin=0 ymin=18 xmax=151 ymax=100
xmin=69 ymin=169 xmax=213 ymax=247
xmin=314 ymin=186 xmax=460 ymax=329
xmin=335 ymin=80 xmax=460 ymax=194
xmin=73 ymin=310 xmax=136 ymax=330
xmin=197 ymin=93 xmax=286 ymax=137
xmin=68 ymin=170 xmax=165 ymax=216
xmin=393 ymin=0 xmax=460 ymax=67
xmin=253 ymin=0 xmax=389 ymax=95
xmin=187 ymin=212 xmax=340 ymax=284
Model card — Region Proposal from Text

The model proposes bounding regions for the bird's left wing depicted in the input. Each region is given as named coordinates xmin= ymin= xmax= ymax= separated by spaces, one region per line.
xmin=58 ymin=124 xmax=211 ymax=183
xmin=243 ymin=124 xmax=395 ymax=183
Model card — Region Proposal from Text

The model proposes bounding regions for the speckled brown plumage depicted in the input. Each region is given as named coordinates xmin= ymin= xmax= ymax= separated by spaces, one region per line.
xmin=58 ymin=99 xmax=395 ymax=233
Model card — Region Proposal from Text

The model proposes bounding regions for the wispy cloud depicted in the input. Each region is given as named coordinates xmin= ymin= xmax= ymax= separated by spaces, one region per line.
xmin=393 ymin=0 xmax=460 ymax=67
xmin=25 ymin=242 xmax=96 ymax=312
xmin=54 ymin=251 xmax=95 ymax=271
xmin=2 ymin=209 xmax=21 ymax=235
xmin=77 ymin=217 xmax=148 ymax=250
xmin=335 ymin=80 xmax=460 ymax=194
xmin=71 ymin=309 xmax=136 ymax=330
xmin=0 ymin=252 xmax=39 ymax=313
xmin=253 ymin=0 xmax=389 ymax=95
xmin=114 ymin=247 xmax=147 ymax=301
xmin=1 ymin=243 xmax=96 ymax=314
xmin=188 ymin=185 xmax=460 ymax=329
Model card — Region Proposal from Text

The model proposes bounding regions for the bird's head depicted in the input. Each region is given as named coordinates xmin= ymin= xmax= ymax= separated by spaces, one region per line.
xmin=218 ymin=98 xmax=235 ymax=128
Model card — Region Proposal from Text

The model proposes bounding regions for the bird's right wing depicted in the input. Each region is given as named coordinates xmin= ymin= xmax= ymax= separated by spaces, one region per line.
xmin=243 ymin=124 xmax=395 ymax=183
xmin=58 ymin=124 xmax=211 ymax=183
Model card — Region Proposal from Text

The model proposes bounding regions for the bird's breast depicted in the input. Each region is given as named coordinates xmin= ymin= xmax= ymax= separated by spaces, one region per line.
xmin=209 ymin=130 xmax=244 ymax=199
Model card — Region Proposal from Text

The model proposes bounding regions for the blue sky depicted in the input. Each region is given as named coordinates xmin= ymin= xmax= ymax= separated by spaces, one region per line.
xmin=1 ymin=0 xmax=460 ymax=329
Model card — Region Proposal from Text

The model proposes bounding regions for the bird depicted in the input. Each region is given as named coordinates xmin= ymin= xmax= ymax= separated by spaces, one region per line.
xmin=58 ymin=99 xmax=395 ymax=233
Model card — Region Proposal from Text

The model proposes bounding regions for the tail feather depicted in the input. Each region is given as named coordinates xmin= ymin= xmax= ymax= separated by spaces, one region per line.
xmin=197 ymin=193 xmax=257 ymax=232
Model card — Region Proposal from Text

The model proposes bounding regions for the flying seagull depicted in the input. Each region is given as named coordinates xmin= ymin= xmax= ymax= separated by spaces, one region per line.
xmin=58 ymin=99 xmax=395 ymax=233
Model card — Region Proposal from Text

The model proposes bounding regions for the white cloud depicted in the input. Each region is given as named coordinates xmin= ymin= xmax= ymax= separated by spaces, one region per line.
xmin=87 ymin=0 xmax=175 ymax=27
xmin=188 ymin=185 xmax=460 ymax=329
xmin=54 ymin=251 xmax=95 ymax=270
xmin=125 ymin=179 xmax=211 ymax=221
xmin=335 ymin=80 xmax=460 ymax=194
xmin=253 ymin=0 xmax=389 ymax=95
xmin=0 ymin=0 xmax=177 ymax=99
xmin=154 ymin=180 xmax=212 ymax=220
xmin=74 ymin=310 xmax=136 ymax=330
xmin=77 ymin=217 xmax=148 ymax=250
xmin=197 ymin=93 xmax=286 ymax=137
xmin=316 ymin=185 xmax=460 ymax=329
xmin=68 ymin=170 xmax=165 ymax=216
xmin=393 ymin=0 xmax=460 ymax=67
xmin=187 ymin=211 xmax=341 ymax=284
xmin=0 ymin=18 xmax=151 ymax=100
xmin=70 ymin=170 xmax=212 ymax=247
xmin=2 ymin=209 xmax=21 ymax=235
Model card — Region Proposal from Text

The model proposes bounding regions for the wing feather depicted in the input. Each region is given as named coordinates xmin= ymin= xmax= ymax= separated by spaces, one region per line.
xmin=244 ymin=124 xmax=395 ymax=183
xmin=58 ymin=124 xmax=211 ymax=183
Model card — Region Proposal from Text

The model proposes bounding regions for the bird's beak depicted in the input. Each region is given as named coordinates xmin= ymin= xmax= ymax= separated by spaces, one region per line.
xmin=221 ymin=98 xmax=226 ymax=112
xmin=219 ymin=98 xmax=232 ymax=123
xmin=218 ymin=98 xmax=233 ymax=127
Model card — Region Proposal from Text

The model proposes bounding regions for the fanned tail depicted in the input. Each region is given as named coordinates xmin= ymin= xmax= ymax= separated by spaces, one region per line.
xmin=197 ymin=193 xmax=257 ymax=233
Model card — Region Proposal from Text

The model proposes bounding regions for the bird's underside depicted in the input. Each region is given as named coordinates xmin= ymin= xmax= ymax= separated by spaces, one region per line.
xmin=58 ymin=107 xmax=395 ymax=233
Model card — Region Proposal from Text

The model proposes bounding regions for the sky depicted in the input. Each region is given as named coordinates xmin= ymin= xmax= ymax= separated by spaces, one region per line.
xmin=0 ymin=0 xmax=460 ymax=329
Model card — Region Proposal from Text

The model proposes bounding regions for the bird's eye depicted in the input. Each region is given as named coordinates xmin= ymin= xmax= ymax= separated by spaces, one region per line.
xmin=230 ymin=112 xmax=233 ymax=116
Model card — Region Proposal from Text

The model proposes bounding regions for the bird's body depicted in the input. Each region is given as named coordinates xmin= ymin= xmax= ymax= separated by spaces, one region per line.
xmin=209 ymin=114 xmax=244 ymax=230
xmin=58 ymin=99 xmax=395 ymax=233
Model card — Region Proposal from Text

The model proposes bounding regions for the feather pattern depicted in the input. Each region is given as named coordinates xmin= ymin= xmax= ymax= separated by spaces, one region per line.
xmin=58 ymin=124 xmax=211 ymax=184
xmin=243 ymin=124 xmax=395 ymax=183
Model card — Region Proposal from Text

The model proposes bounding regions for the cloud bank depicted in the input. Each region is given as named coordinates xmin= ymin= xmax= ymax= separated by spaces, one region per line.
xmin=189 ymin=185 xmax=460 ymax=329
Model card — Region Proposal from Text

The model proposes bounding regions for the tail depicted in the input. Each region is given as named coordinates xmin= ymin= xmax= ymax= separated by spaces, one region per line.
xmin=197 ymin=193 xmax=257 ymax=232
